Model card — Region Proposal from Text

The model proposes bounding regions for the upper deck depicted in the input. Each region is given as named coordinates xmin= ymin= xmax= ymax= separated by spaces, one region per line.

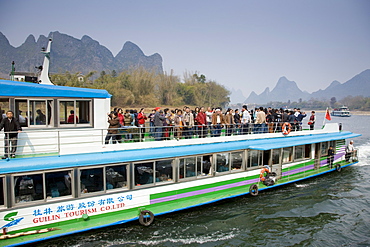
xmin=0 ymin=123 xmax=360 ymax=174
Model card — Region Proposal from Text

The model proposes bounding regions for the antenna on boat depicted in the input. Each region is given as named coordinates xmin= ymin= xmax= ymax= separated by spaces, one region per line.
xmin=38 ymin=38 xmax=54 ymax=85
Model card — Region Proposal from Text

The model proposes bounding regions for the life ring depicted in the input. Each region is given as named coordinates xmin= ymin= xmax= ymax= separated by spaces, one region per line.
xmin=259 ymin=167 xmax=270 ymax=182
xmin=249 ymin=184 xmax=259 ymax=196
xmin=139 ymin=210 xmax=154 ymax=226
xmin=282 ymin=122 xmax=292 ymax=135
xmin=335 ymin=164 xmax=342 ymax=172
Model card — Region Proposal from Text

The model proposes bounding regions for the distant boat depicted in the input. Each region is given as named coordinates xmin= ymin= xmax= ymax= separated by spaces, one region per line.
xmin=332 ymin=106 xmax=351 ymax=117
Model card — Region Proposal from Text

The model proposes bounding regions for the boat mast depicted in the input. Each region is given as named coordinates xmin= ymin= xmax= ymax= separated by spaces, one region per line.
xmin=38 ymin=38 xmax=54 ymax=85
xmin=10 ymin=61 xmax=15 ymax=81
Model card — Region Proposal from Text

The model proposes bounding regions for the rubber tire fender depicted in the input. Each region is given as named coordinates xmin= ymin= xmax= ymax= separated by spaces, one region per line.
xmin=249 ymin=184 xmax=259 ymax=196
xmin=139 ymin=210 xmax=154 ymax=226
xmin=335 ymin=164 xmax=342 ymax=172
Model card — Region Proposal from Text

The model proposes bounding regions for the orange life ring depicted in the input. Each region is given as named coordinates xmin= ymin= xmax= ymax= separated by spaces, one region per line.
xmin=282 ymin=122 xmax=292 ymax=135
xmin=259 ymin=167 xmax=270 ymax=181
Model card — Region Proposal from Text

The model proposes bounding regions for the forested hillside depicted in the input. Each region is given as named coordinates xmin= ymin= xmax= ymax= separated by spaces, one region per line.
xmin=51 ymin=68 xmax=230 ymax=108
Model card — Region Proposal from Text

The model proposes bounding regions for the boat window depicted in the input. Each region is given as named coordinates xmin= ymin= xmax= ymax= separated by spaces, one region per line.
xmin=80 ymin=168 xmax=103 ymax=194
xmin=321 ymin=142 xmax=328 ymax=156
xmin=0 ymin=98 xmax=9 ymax=118
xmin=247 ymin=150 xmax=260 ymax=167
xmin=272 ymin=149 xmax=280 ymax=165
xmin=59 ymin=100 xmax=91 ymax=126
xmin=294 ymin=145 xmax=305 ymax=160
xmin=14 ymin=99 xmax=28 ymax=127
xmin=262 ymin=150 xmax=270 ymax=166
xmin=28 ymin=100 xmax=52 ymax=126
xmin=14 ymin=174 xmax=44 ymax=203
xmin=179 ymin=157 xmax=196 ymax=179
xmin=77 ymin=101 xmax=91 ymax=124
xmin=231 ymin=152 xmax=243 ymax=170
xmin=282 ymin=147 xmax=293 ymax=163
xmin=59 ymin=101 xmax=74 ymax=124
xmin=305 ymin=144 xmax=311 ymax=158
xmin=216 ymin=153 xmax=230 ymax=172
xmin=46 ymin=171 xmax=72 ymax=199
xmin=106 ymin=165 xmax=128 ymax=190
xmin=155 ymin=159 xmax=174 ymax=183
xmin=197 ymin=155 xmax=212 ymax=177
xmin=0 ymin=177 xmax=4 ymax=206
xmin=135 ymin=162 xmax=154 ymax=186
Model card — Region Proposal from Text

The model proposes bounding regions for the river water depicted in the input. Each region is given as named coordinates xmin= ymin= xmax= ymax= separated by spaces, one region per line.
xmin=38 ymin=113 xmax=370 ymax=247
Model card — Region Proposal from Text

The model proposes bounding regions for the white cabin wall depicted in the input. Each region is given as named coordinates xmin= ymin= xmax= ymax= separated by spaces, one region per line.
xmin=94 ymin=98 xmax=111 ymax=129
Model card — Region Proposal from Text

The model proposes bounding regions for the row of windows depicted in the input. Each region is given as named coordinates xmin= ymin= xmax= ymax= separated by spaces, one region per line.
xmin=0 ymin=98 xmax=92 ymax=128
xmin=0 ymin=142 xmax=337 ymax=208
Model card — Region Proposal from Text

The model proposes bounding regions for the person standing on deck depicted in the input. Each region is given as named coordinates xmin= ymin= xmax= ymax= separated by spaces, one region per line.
xmin=148 ymin=109 xmax=155 ymax=137
xmin=206 ymin=107 xmax=214 ymax=136
xmin=211 ymin=109 xmax=225 ymax=137
xmin=224 ymin=108 xmax=235 ymax=136
xmin=255 ymin=107 xmax=266 ymax=133
xmin=137 ymin=108 xmax=147 ymax=140
xmin=308 ymin=111 xmax=316 ymax=130
xmin=154 ymin=107 xmax=165 ymax=141
xmin=183 ymin=107 xmax=194 ymax=139
xmin=195 ymin=107 xmax=207 ymax=138
xmin=296 ymin=109 xmax=306 ymax=131
xmin=174 ymin=109 xmax=184 ymax=140
xmin=234 ymin=109 xmax=241 ymax=135
xmin=327 ymin=146 xmax=335 ymax=168
xmin=241 ymin=105 xmax=251 ymax=135
xmin=0 ymin=111 xmax=22 ymax=159
xmin=123 ymin=109 xmax=133 ymax=140
xmin=345 ymin=140 xmax=355 ymax=162
xmin=105 ymin=111 xmax=120 ymax=144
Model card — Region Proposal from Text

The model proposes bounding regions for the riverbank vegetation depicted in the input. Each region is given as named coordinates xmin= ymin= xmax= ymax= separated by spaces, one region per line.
xmin=51 ymin=68 xmax=230 ymax=108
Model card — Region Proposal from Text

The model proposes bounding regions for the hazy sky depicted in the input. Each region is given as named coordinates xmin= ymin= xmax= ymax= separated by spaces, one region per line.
xmin=1 ymin=0 xmax=369 ymax=97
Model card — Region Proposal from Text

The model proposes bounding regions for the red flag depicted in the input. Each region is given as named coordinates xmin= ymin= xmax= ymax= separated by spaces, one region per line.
xmin=325 ymin=108 xmax=331 ymax=121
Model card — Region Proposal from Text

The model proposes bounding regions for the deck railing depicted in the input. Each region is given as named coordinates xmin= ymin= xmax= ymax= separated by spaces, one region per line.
xmin=0 ymin=122 xmax=318 ymax=158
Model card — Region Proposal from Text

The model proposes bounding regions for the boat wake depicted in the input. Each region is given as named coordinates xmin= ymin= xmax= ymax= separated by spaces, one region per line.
xmin=83 ymin=228 xmax=239 ymax=246
xmin=355 ymin=142 xmax=370 ymax=167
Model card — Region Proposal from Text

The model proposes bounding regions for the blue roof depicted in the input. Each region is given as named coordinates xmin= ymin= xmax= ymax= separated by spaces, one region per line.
xmin=0 ymin=131 xmax=360 ymax=174
xmin=248 ymin=131 xmax=360 ymax=150
xmin=0 ymin=79 xmax=111 ymax=98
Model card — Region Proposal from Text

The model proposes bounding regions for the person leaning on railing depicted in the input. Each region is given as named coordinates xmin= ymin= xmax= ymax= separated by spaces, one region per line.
xmin=0 ymin=110 xmax=22 ymax=159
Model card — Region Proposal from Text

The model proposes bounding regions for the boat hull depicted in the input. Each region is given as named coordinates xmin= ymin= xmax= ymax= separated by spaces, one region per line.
xmin=1 ymin=157 xmax=357 ymax=247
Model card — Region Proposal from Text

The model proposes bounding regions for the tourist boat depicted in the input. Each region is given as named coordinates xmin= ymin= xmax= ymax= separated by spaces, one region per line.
xmin=0 ymin=40 xmax=361 ymax=246
xmin=331 ymin=106 xmax=351 ymax=117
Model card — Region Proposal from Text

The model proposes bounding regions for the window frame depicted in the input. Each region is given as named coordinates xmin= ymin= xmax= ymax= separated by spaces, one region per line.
xmin=105 ymin=163 xmax=129 ymax=192
xmin=58 ymin=99 xmax=92 ymax=127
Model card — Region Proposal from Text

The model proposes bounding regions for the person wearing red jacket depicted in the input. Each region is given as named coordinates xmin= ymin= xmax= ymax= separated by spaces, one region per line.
xmin=195 ymin=107 xmax=207 ymax=138
xmin=137 ymin=108 xmax=147 ymax=140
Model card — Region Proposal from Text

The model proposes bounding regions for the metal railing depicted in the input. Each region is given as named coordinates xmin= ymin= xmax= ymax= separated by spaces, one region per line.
xmin=0 ymin=122 xmax=316 ymax=158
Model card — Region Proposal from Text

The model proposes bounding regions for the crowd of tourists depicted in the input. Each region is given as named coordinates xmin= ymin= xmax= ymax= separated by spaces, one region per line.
xmin=105 ymin=105 xmax=317 ymax=143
